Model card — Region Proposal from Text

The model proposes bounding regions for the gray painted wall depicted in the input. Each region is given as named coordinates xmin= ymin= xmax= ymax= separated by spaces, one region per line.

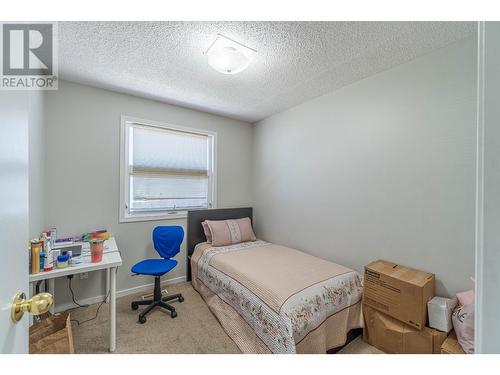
xmin=29 ymin=91 xmax=45 ymax=239
xmin=477 ymin=22 xmax=500 ymax=353
xmin=252 ymin=37 xmax=477 ymax=297
xmin=44 ymin=80 xmax=253 ymax=307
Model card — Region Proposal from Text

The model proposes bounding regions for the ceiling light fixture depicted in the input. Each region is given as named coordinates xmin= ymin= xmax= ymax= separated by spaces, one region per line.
xmin=204 ymin=34 xmax=257 ymax=75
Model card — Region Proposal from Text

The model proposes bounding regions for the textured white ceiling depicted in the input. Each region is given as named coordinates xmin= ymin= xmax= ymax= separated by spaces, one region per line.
xmin=58 ymin=22 xmax=476 ymax=123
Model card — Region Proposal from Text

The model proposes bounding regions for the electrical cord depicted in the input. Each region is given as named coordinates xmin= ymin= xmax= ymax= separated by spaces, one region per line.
xmin=66 ymin=249 xmax=122 ymax=326
xmin=68 ymin=275 xmax=89 ymax=308
xmin=71 ymin=289 xmax=110 ymax=326
xmin=67 ymin=274 xmax=110 ymax=326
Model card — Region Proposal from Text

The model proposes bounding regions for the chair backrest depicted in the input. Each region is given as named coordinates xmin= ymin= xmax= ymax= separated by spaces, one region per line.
xmin=152 ymin=226 xmax=184 ymax=259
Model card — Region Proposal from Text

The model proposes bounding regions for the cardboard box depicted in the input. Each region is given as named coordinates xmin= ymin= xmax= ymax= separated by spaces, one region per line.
xmin=363 ymin=259 xmax=435 ymax=330
xmin=428 ymin=296 xmax=457 ymax=333
xmin=441 ymin=331 xmax=466 ymax=354
xmin=363 ymin=304 xmax=447 ymax=354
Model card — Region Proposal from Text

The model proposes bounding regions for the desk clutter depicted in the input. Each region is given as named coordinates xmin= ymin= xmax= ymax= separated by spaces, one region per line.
xmin=29 ymin=228 xmax=110 ymax=275
xmin=28 ymin=237 xmax=122 ymax=352
xmin=362 ymin=260 xmax=475 ymax=354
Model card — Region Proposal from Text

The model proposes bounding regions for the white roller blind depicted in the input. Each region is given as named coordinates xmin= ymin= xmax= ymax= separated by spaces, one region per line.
xmin=129 ymin=124 xmax=211 ymax=212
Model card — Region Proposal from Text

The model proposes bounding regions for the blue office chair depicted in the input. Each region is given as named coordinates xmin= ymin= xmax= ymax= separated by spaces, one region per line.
xmin=131 ymin=226 xmax=185 ymax=324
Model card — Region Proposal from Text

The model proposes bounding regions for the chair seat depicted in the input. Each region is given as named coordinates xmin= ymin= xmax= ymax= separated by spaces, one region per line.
xmin=131 ymin=259 xmax=178 ymax=276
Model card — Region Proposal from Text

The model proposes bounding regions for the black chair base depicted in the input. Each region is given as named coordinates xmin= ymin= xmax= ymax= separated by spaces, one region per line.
xmin=131 ymin=275 xmax=184 ymax=324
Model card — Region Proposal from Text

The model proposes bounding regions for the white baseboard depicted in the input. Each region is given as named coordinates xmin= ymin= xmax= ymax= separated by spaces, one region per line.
xmin=55 ymin=275 xmax=187 ymax=313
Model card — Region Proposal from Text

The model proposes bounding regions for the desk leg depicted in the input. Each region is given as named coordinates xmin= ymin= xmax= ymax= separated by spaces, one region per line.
xmin=48 ymin=278 xmax=55 ymax=314
xmin=105 ymin=268 xmax=110 ymax=303
xmin=109 ymin=267 xmax=117 ymax=352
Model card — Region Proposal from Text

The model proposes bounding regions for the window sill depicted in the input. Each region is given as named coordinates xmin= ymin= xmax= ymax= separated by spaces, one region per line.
xmin=119 ymin=211 xmax=188 ymax=223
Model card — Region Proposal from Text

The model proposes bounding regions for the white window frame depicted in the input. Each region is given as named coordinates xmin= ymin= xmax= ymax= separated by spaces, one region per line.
xmin=119 ymin=115 xmax=217 ymax=223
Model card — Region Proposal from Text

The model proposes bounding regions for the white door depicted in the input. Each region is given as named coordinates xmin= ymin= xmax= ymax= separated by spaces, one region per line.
xmin=0 ymin=91 xmax=30 ymax=353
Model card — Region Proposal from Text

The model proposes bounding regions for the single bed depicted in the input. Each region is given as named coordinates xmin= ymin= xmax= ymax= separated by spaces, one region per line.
xmin=187 ymin=207 xmax=363 ymax=354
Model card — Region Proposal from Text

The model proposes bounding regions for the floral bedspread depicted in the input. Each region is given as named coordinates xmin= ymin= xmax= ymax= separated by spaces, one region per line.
xmin=195 ymin=241 xmax=363 ymax=354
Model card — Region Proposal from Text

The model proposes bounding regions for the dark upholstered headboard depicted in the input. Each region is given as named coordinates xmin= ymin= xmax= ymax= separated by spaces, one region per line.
xmin=186 ymin=207 xmax=253 ymax=281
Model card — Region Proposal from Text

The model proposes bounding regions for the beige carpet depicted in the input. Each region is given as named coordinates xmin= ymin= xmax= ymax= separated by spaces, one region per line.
xmin=70 ymin=282 xmax=382 ymax=354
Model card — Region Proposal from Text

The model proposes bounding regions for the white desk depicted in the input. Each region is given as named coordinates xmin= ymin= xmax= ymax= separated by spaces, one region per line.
xmin=29 ymin=237 xmax=122 ymax=352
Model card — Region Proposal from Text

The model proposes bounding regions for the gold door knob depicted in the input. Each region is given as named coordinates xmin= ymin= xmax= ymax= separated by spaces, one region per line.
xmin=11 ymin=292 xmax=53 ymax=322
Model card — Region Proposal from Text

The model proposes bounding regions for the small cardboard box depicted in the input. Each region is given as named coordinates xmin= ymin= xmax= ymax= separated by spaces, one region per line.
xmin=363 ymin=304 xmax=447 ymax=354
xmin=428 ymin=296 xmax=457 ymax=333
xmin=441 ymin=331 xmax=466 ymax=354
xmin=363 ymin=260 xmax=435 ymax=330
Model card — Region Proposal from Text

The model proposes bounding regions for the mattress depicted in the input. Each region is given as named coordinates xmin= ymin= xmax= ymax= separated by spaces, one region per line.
xmin=191 ymin=240 xmax=363 ymax=354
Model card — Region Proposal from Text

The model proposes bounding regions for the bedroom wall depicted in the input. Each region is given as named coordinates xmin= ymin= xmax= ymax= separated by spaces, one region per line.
xmin=44 ymin=80 xmax=253 ymax=309
xmin=252 ymin=37 xmax=477 ymax=297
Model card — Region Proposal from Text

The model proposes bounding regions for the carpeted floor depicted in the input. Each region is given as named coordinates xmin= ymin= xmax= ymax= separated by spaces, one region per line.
xmin=70 ymin=282 xmax=382 ymax=354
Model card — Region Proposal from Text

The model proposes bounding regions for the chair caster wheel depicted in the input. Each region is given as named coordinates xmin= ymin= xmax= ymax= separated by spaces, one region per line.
xmin=131 ymin=302 xmax=138 ymax=310
xmin=178 ymin=296 xmax=184 ymax=303
xmin=138 ymin=315 xmax=146 ymax=324
xmin=171 ymin=311 xmax=177 ymax=318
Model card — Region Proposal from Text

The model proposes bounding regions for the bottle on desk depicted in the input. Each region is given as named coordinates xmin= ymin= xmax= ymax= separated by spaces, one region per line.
xmin=43 ymin=235 xmax=54 ymax=272
xmin=40 ymin=251 xmax=46 ymax=270
xmin=30 ymin=240 xmax=42 ymax=274
xmin=49 ymin=227 xmax=57 ymax=248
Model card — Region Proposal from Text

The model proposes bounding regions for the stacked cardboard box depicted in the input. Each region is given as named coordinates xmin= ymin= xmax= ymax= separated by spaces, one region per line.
xmin=440 ymin=331 xmax=466 ymax=354
xmin=363 ymin=305 xmax=447 ymax=354
xmin=362 ymin=260 xmax=446 ymax=354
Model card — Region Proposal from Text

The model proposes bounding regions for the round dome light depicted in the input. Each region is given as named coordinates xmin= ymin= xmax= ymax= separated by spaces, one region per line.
xmin=204 ymin=34 xmax=257 ymax=75
xmin=207 ymin=46 xmax=250 ymax=75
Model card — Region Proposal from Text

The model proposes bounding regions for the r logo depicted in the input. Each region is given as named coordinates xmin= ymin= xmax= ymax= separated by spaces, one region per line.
xmin=2 ymin=23 xmax=53 ymax=76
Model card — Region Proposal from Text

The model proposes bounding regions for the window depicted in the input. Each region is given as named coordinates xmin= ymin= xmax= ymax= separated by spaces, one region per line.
xmin=120 ymin=116 xmax=216 ymax=222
